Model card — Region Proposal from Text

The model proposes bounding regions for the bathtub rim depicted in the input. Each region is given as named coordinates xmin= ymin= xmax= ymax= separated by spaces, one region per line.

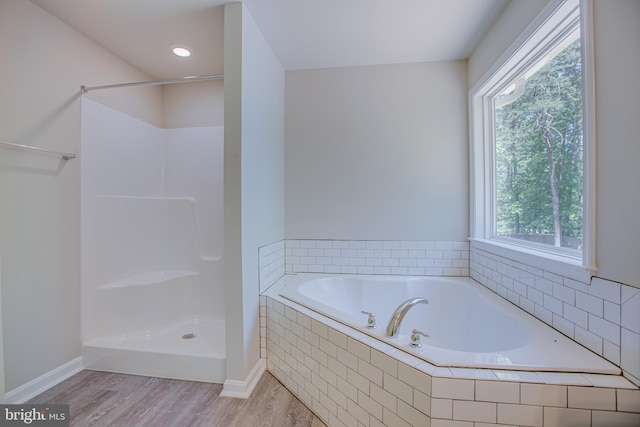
xmin=264 ymin=273 xmax=637 ymax=389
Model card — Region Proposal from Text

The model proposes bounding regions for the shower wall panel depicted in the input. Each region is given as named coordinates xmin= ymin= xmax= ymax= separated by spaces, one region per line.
xmin=81 ymin=98 xmax=224 ymax=343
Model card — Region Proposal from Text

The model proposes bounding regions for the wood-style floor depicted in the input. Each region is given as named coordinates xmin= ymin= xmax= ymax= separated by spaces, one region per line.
xmin=28 ymin=370 xmax=326 ymax=427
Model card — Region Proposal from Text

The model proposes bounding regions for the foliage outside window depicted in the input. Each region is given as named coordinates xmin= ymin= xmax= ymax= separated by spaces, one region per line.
xmin=494 ymin=35 xmax=582 ymax=251
xmin=470 ymin=0 xmax=595 ymax=270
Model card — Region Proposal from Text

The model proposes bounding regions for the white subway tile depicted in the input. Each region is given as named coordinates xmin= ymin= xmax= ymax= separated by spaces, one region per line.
xmin=417 ymin=241 xmax=436 ymax=250
xmin=568 ymin=386 xmax=616 ymax=410
xmin=453 ymin=400 xmax=497 ymax=423
xmin=347 ymin=337 xmax=370 ymax=362
xmin=416 ymin=258 xmax=435 ymax=267
xmin=577 ymin=291 xmax=604 ymax=316
xmin=348 ymin=368 xmax=370 ymax=394
xmin=534 ymin=304 xmax=553 ymax=325
xmin=534 ymin=277 xmax=553 ymax=295
xmin=564 ymin=303 xmax=588 ymax=329
xmin=544 ymin=270 xmax=563 ymax=284
xmin=617 ymin=388 xmax=640 ymax=412
xmin=589 ymin=313 xmax=621 ymax=345
xmin=358 ymin=389 xmax=383 ymax=421
xmin=325 ymin=265 xmax=341 ymax=274
xmin=324 ymin=248 xmax=341 ymax=257
xmin=493 ymin=371 xmax=544 ymax=383
xmin=340 ymin=248 xmax=358 ymax=258
xmin=345 ymin=397 xmax=369 ymax=425
xmin=399 ymin=258 xmax=416 ymax=267
xmin=621 ymin=291 xmax=640 ymax=332
xmin=574 ymin=325 xmax=603 ymax=355
xmin=432 ymin=377 xmax=474 ymax=400
xmin=564 ymin=277 xmax=590 ymax=293
xmin=365 ymin=257 xmax=382 ymax=266
xmin=371 ymin=349 xmax=398 ymax=377
xmin=397 ymin=399 xmax=430 ymax=426
xmin=528 ymin=288 xmax=544 ymax=305
xmin=383 ymin=372 xmax=413 ymax=405
xmin=520 ymin=383 xmax=567 ymax=407
xmin=370 ymin=383 xmax=397 ymax=413
xmin=349 ymin=240 xmax=367 ymax=249
xmin=621 ymin=328 xmax=640 ymax=379
xmin=365 ymin=240 xmax=384 ymax=250
xmin=592 ymin=410 xmax=640 ymax=427
xmin=400 ymin=241 xmax=418 ymax=250
xmin=552 ymin=314 xmax=575 ymax=338
xmin=328 ymin=356 xmax=347 ymax=380
xmin=543 ymin=294 xmax=564 ymax=315
xmin=590 ymin=277 xmax=621 ymax=304
xmin=338 ymin=377 xmax=358 ymax=402
xmin=382 ymin=258 xmax=400 ymax=267
xmin=413 ymin=389 xmax=431 ymax=415
xmin=604 ymin=301 xmax=621 ymax=325
xmin=408 ymin=267 xmax=427 ymax=275
xmin=382 ymin=408 xmax=411 ymax=427
xmin=383 ymin=241 xmax=401 ymax=250
xmin=537 ymin=372 xmax=591 ymax=386
xmin=358 ymin=359 xmax=383 ymax=387
xmin=450 ymin=368 xmax=497 ymax=380
xmin=497 ymin=403 xmax=543 ymax=427
xmin=431 ymin=398 xmax=453 ymax=419
xmin=553 ymin=283 xmax=575 ymax=304
xmin=543 ymin=407 xmax=590 ymax=427
xmin=334 ymin=406 xmax=356 ymax=427
xmin=475 ymin=380 xmax=519 ymax=404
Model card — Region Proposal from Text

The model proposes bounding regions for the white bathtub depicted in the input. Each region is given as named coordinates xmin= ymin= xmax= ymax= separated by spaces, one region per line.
xmin=279 ymin=273 xmax=620 ymax=374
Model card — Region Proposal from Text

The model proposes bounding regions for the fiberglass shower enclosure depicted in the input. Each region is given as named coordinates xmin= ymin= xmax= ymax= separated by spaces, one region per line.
xmin=80 ymin=98 xmax=225 ymax=382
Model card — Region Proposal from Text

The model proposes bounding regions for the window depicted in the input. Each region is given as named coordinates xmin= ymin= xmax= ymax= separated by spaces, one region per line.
xmin=470 ymin=0 xmax=595 ymax=272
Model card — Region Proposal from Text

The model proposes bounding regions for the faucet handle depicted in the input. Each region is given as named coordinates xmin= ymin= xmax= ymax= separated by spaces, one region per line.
xmin=361 ymin=311 xmax=377 ymax=328
xmin=410 ymin=329 xmax=430 ymax=348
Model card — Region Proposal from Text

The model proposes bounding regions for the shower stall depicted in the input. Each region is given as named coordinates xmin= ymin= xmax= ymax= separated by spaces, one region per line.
xmin=80 ymin=96 xmax=225 ymax=382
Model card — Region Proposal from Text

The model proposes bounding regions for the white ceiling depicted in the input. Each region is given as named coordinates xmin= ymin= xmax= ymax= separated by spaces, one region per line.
xmin=30 ymin=0 xmax=508 ymax=80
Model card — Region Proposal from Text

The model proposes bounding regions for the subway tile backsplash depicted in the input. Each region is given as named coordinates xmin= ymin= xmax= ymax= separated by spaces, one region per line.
xmin=258 ymin=238 xmax=640 ymax=387
xmin=285 ymin=239 xmax=469 ymax=277
xmin=470 ymin=240 xmax=640 ymax=387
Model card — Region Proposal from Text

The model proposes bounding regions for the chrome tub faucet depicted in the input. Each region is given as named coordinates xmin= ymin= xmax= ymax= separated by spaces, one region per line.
xmin=385 ymin=297 xmax=428 ymax=338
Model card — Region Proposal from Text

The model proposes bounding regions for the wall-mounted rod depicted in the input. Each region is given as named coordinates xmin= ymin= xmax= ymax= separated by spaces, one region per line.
xmin=80 ymin=74 xmax=224 ymax=94
xmin=0 ymin=141 xmax=76 ymax=160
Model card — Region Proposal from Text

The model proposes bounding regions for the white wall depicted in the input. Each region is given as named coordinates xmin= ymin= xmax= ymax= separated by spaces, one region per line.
xmin=285 ymin=61 xmax=469 ymax=241
xmin=0 ymin=0 xmax=162 ymax=393
xmin=162 ymin=80 xmax=224 ymax=128
xmin=468 ymin=0 xmax=640 ymax=289
xmin=591 ymin=0 xmax=640 ymax=289
xmin=224 ymin=2 xmax=285 ymax=385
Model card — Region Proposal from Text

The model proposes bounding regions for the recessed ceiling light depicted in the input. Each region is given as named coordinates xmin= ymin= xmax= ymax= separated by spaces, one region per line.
xmin=172 ymin=45 xmax=192 ymax=58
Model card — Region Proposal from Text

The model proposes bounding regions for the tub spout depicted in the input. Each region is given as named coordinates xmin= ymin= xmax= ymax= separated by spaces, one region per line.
xmin=385 ymin=297 xmax=428 ymax=338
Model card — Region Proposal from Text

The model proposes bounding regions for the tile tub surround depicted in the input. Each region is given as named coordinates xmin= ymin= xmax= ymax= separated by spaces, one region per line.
xmin=259 ymin=240 xmax=286 ymax=293
xmin=470 ymin=241 xmax=640 ymax=387
xmin=262 ymin=276 xmax=640 ymax=427
xmin=285 ymin=240 xmax=470 ymax=277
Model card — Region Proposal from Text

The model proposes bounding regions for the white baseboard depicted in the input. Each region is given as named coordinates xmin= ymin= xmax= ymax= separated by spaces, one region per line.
xmin=220 ymin=358 xmax=266 ymax=398
xmin=4 ymin=357 xmax=84 ymax=404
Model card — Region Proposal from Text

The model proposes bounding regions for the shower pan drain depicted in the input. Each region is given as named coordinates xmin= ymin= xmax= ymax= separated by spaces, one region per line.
xmin=182 ymin=333 xmax=197 ymax=339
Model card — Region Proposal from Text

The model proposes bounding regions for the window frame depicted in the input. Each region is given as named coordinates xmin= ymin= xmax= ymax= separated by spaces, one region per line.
xmin=469 ymin=0 xmax=596 ymax=281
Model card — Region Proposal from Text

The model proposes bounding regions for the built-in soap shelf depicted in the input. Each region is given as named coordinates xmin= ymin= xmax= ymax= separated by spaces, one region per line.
xmin=98 ymin=270 xmax=199 ymax=289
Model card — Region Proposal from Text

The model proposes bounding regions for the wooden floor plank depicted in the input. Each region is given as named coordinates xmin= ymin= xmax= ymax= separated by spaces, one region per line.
xmin=28 ymin=370 xmax=325 ymax=427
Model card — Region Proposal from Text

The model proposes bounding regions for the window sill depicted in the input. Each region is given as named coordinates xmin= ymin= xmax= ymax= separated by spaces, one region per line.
xmin=469 ymin=238 xmax=596 ymax=284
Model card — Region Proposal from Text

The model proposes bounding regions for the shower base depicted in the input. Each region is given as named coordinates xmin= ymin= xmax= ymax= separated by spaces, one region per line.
xmin=83 ymin=317 xmax=225 ymax=383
